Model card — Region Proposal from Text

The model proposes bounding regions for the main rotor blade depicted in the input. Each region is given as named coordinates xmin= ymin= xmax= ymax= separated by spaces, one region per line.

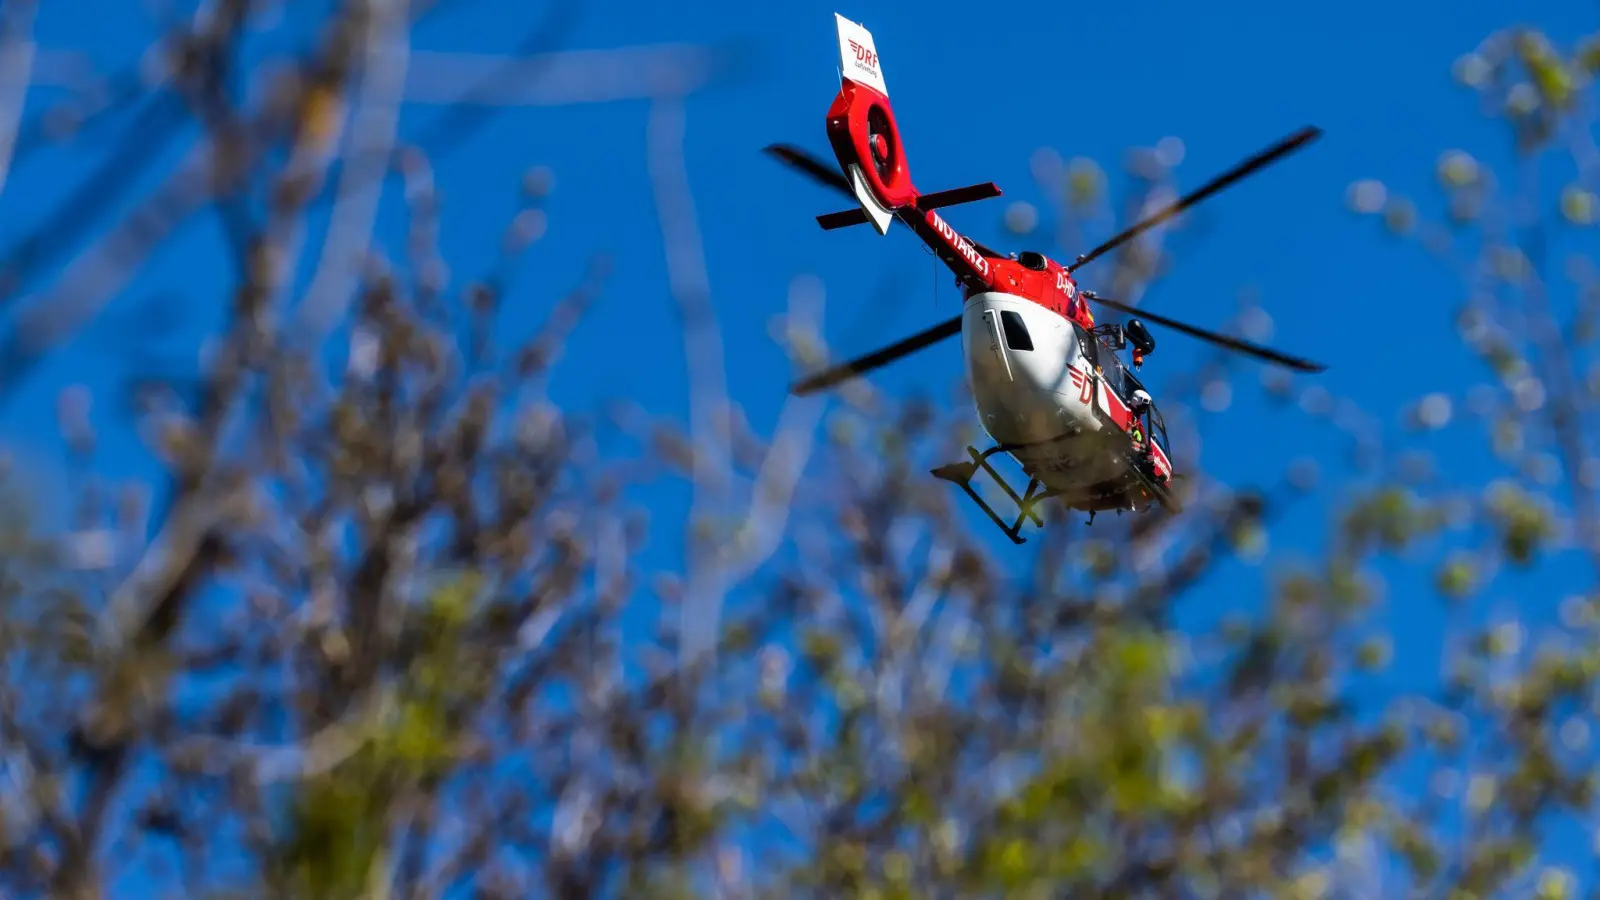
xmin=791 ymin=315 xmax=962 ymax=395
xmin=764 ymin=143 xmax=853 ymax=199
xmin=1067 ymin=126 xmax=1322 ymax=274
xmin=1088 ymin=293 xmax=1326 ymax=373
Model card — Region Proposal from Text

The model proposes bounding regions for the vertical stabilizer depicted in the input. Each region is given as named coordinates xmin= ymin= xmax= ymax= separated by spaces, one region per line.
xmin=834 ymin=13 xmax=888 ymax=97
xmin=831 ymin=13 xmax=897 ymax=234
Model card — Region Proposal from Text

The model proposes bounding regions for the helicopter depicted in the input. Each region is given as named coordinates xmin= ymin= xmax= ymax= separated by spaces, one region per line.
xmin=765 ymin=13 xmax=1328 ymax=544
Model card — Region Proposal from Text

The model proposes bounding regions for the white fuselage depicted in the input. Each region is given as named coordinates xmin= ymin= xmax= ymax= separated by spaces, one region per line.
xmin=960 ymin=291 xmax=1169 ymax=497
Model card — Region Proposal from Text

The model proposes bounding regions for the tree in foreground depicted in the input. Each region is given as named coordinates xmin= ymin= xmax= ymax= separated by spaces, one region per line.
xmin=1 ymin=5 xmax=1599 ymax=899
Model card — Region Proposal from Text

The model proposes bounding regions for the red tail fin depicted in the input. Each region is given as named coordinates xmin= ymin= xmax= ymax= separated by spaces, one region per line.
xmin=825 ymin=14 xmax=917 ymax=235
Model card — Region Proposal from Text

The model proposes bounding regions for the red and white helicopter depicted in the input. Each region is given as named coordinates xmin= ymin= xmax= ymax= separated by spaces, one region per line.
xmin=767 ymin=13 xmax=1327 ymax=544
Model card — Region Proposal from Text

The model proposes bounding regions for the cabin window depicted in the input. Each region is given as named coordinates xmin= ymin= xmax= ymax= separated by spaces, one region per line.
xmin=1073 ymin=323 xmax=1097 ymax=364
xmin=999 ymin=310 xmax=1033 ymax=351
xmin=1123 ymin=368 xmax=1147 ymax=397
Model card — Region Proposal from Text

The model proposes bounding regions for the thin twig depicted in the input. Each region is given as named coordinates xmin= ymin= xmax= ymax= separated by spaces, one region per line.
xmin=0 ymin=0 xmax=39 ymax=198
xmin=295 ymin=0 xmax=412 ymax=341
xmin=645 ymin=95 xmax=733 ymax=667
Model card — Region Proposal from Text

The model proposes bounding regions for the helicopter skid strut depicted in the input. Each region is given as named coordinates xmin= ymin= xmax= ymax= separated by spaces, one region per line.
xmin=931 ymin=443 xmax=1063 ymax=545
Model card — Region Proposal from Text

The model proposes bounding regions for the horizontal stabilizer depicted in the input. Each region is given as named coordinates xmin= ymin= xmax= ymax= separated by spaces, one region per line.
xmin=920 ymin=181 xmax=1003 ymax=208
xmin=816 ymin=181 xmax=1002 ymax=230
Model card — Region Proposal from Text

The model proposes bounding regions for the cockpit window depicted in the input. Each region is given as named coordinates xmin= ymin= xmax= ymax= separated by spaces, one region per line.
xmin=1095 ymin=332 xmax=1133 ymax=397
xmin=999 ymin=310 xmax=1033 ymax=351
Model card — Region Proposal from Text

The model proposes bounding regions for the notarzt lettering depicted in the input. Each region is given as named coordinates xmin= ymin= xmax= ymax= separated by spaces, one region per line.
xmin=931 ymin=213 xmax=989 ymax=277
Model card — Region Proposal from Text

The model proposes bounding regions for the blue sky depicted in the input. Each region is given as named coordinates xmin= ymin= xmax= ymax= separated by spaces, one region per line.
xmin=13 ymin=0 xmax=1584 ymax=496
xmin=11 ymin=0 xmax=1600 ymax=888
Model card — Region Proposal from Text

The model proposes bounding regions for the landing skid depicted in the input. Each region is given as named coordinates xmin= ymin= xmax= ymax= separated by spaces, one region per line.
xmin=932 ymin=433 xmax=1183 ymax=543
xmin=931 ymin=444 xmax=1063 ymax=544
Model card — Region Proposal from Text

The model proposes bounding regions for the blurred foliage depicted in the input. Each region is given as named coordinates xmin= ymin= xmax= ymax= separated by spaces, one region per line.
xmin=3 ymin=4 xmax=1600 ymax=900
xmin=273 ymin=574 xmax=482 ymax=898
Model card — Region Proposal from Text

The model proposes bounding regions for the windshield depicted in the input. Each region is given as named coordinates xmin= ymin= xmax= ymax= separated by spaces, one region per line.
xmin=1096 ymin=333 xmax=1134 ymax=399
xmin=1093 ymin=333 xmax=1168 ymax=451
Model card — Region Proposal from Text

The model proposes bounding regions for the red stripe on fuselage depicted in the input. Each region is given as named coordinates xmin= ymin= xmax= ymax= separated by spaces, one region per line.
xmin=1070 ymin=361 xmax=1172 ymax=482
xmin=1148 ymin=438 xmax=1172 ymax=479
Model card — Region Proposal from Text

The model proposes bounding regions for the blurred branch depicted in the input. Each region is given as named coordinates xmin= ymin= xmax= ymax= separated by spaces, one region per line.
xmin=8 ymin=7 xmax=1595 ymax=900
xmin=0 ymin=25 xmax=753 ymax=405
xmin=646 ymin=96 xmax=732 ymax=668
xmin=407 ymin=0 xmax=583 ymax=157
xmin=1515 ymin=153 xmax=1600 ymax=575
xmin=0 ymin=134 xmax=212 ymax=393
xmin=718 ymin=279 xmax=827 ymax=587
xmin=0 ymin=93 xmax=189 ymax=308
xmin=0 ymin=0 xmax=39 ymax=197
xmin=400 ymin=42 xmax=750 ymax=106
xmin=294 ymin=0 xmax=411 ymax=342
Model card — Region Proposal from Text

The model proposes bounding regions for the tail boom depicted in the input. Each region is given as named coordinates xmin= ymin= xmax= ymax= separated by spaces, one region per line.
xmin=912 ymin=208 xmax=996 ymax=291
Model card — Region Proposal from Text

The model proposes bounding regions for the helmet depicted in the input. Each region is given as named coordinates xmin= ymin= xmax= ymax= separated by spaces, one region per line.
xmin=1131 ymin=389 xmax=1152 ymax=409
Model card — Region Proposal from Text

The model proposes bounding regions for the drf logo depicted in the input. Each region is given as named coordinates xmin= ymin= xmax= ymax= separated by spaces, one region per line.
xmin=1068 ymin=367 xmax=1093 ymax=404
xmin=848 ymin=39 xmax=878 ymax=69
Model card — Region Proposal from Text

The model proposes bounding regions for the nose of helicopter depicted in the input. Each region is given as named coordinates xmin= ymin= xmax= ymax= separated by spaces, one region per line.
xmin=960 ymin=293 xmax=1090 ymax=445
